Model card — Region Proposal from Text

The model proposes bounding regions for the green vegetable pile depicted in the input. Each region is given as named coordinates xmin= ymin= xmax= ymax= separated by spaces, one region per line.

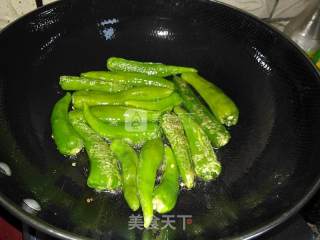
xmin=51 ymin=57 xmax=239 ymax=228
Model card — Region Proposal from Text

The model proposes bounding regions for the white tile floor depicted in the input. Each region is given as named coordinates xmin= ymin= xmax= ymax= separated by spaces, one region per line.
xmin=0 ymin=0 xmax=311 ymax=30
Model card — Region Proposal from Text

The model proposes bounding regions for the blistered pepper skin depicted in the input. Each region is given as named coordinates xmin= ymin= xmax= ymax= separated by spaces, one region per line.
xmin=82 ymin=71 xmax=175 ymax=89
xmin=59 ymin=76 xmax=130 ymax=92
xmin=107 ymin=57 xmax=197 ymax=77
xmin=174 ymin=76 xmax=230 ymax=148
xmin=161 ymin=113 xmax=195 ymax=189
xmin=174 ymin=106 xmax=221 ymax=181
xmin=69 ymin=111 xmax=122 ymax=191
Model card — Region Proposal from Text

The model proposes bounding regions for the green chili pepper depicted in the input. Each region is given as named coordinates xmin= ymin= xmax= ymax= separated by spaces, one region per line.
xmin=68 ymin=111 xmax=121 ymax=191
xmin=107 ymin=57 xmax=197 ymax=77
xmin=173 ymin=76 xmax=230 ymax=148
xmin=51 ymin=93 xmax=83 ymax=156
xmin=153 ymin=145 xmax=179 ymax=214
xmin=160 ymin=113 xmax=195 ymax=189
xmin=88 ymin=106 xmax=162 ymax=124
xmin=83 ymin=104 xmax=161 ymax=145
xmin=181 ymin=73 xmax=239 ymax=126
xmin=116 ymin=86 xmax=173 ymax=100
xmin=110 ymin=140 xmax=140 ymax=211
xmin=81 ymin=71 xmax=175 ymax=89
xmin=59 ymin=76 xmax=131 ymax=92
xmin=72 ymin=87 xmax=173 ymax=109
xmin=72 ymin=90 xmax=120 ymax=109
xmin=137 ymin=138 xmax=164 ymax=228
xmin=174 ymin=106 xmax=221 ymax=181
xmin=125 ymin=93 xmax=183 ymax=111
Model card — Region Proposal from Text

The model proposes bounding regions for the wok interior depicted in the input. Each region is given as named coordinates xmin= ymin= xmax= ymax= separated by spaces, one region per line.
xmin=0 ymin=0 xmax=320 ymax=239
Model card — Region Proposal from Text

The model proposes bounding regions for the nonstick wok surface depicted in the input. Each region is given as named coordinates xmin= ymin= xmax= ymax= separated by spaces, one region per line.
xmin=1 ymin=0 xmax=320 ymax=239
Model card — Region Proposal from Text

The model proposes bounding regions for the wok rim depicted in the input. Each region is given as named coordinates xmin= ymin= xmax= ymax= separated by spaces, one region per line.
xmin=0 ymin=0 xmax=320 ymax=239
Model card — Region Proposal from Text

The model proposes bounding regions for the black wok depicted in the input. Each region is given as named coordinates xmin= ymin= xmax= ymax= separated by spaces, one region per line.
xmin=1 ymin=0 xmax=320 ymax=239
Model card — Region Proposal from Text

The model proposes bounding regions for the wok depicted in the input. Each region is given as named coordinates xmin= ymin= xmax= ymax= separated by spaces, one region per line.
xmin=0 ymin=0 xmax=320 ymax=239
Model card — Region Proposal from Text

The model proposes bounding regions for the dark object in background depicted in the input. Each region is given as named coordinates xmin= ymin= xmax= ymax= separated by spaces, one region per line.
xmin=35 ymin=0 xmax=43 ymax=8
xmin=1 ymin=0 xmax=320 ymax=239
